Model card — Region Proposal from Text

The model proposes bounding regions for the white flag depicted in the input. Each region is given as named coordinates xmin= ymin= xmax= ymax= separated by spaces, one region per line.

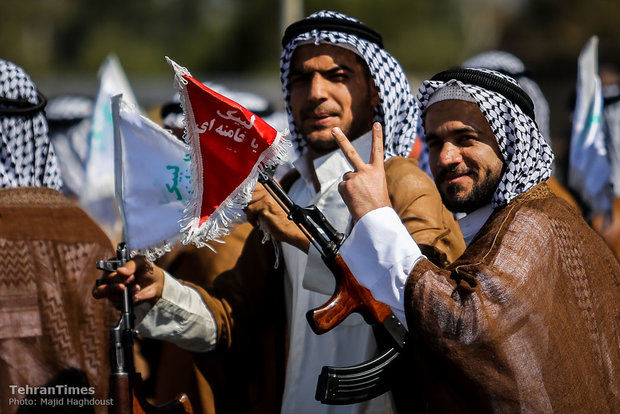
xmin=568 ymin=36 xmax=613 ymax=221
xmin=112 ymin=94 xmax=191 ymax=260
xmin=80 ymin=55 xmax=142 ymax=242
xmin=604 ymin=89 xmax=620 ymax=197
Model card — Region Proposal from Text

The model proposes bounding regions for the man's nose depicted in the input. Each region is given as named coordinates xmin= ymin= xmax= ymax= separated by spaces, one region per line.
xmin=308 ymin=74 xmax=328 ymax=101
xmin=439 ymin=142 xmax=463 ymax=166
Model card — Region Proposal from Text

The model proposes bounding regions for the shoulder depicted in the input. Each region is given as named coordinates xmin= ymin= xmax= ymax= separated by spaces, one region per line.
xmin=472 ymin=183 xmax=592 ymax=257
xmin=460 ymin=182 xmax=619 ymax=279
xmin=384 ymin=156 xmax=439 ymax=199
xmin=0 ymin=186 xmax=73 ymax=207
xmin=0 ymin=187 xmax=113 ymax=249
xmin=385 ymin=156 xmax=428 ymax=179
xmin=505 ymin=182 xmax=584 ymax=228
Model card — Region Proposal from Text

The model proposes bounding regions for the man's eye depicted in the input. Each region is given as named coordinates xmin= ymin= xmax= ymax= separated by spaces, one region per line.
xmin=459 ymin=135 xmax=476 ymax=145
xmin=330 ymin=73 xmax=347 ymax=81
xmin=426 ymin=140 xmax=439 ymax=149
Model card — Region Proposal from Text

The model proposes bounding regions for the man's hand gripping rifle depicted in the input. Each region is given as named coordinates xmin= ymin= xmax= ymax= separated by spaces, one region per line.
xmin=96 ymin=243 xmax=193 ymax=414
xmin=258 ymin=171 xmax=408 ymax=405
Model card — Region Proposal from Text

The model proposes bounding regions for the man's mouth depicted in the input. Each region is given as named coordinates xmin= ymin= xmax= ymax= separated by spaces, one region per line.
xmin=307 ymin=112 xmax=335 ymax=125
xmin=437 ymin=168 xmax=474 ymax=186
xmin=444 ymin=173 xmax=469 ymax=185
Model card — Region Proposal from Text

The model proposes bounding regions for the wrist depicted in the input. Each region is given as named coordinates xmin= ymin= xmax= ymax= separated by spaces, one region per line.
xmin=291 ymin=234 xmax=310 ymax=253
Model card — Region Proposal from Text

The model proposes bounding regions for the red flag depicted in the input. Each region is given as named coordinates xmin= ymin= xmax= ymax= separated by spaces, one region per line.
xmin=166 ymin=57 xmax=289 ymax=247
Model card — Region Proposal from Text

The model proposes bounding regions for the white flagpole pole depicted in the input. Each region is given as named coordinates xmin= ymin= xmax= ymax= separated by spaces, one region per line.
xmin=111 ymin=93 xmax=129 ymax=248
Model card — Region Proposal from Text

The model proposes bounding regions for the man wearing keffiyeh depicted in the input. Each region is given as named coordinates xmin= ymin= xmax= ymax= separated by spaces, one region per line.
xmin=461 ymin=50 xmax=581 ymax=209
xmin=243 ymin=11 xmax=462 ymax=413
xmin=0 ymin=59 xmax=115 ymax=414
xmin=93 ymin=11 xmax=465 ymax=414
xmin=0 ymin=60 xmax=62 ymax=189
xmin=335 ymin=67 xmax=620 ymax=412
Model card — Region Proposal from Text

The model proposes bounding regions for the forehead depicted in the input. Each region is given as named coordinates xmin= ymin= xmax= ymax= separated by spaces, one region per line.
xmin=424 ymin=100 xmax=492 ymax=133
xmin=290 ymin=44 xmax=365 ymax=70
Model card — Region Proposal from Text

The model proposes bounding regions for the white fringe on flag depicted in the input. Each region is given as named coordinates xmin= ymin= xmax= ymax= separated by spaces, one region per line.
xmin=166 ymin=57 xmax=290 ymax=249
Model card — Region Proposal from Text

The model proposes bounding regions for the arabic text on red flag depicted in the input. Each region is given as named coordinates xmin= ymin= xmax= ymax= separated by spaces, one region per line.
xmin=167 ymin=57 xmax=289 ymax=247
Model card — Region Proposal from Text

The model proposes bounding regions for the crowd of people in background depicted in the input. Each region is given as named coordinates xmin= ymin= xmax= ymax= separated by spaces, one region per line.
xmin=1 ymin=9 xmax=619 ymax=414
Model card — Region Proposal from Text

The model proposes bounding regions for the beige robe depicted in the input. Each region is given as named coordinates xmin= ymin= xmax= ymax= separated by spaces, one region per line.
xmin=0 ymin=187 xmax=115 ymax=414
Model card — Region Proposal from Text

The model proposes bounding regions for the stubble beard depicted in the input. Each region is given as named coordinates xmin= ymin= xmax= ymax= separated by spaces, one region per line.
xmin=303 ymin=117 xmax=372 ymax=157
xmin=305 ymin=129 xmax=340 ymax=154
xmin=438 ymin=169 xmax=502 ymax=214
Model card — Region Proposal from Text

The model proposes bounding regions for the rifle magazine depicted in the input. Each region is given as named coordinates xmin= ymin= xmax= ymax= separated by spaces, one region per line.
xmin=315 ymin=347 xmax=402 ymax=405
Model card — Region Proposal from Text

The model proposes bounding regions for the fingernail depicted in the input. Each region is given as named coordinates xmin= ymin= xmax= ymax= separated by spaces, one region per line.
xmin=373 ymin=122 xmax=381 ymax=130
xmin=332 ymin=127 xmax=342 ymax=135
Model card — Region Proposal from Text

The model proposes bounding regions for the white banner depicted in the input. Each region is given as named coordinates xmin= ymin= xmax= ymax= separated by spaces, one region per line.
xmin=80 ymin=55 xmax=141 ymax=242
xmin=569 ymin=36 xmax=613 ymax=220
xmin=112 ymin=94 xmax=191 ymax=259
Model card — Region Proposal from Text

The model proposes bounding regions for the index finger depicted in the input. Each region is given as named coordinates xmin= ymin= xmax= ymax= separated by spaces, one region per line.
xmin=332 ymin=127 xmax=365 ymax=171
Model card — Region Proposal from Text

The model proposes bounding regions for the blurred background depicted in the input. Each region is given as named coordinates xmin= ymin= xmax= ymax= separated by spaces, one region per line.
xmin=2 ymin=0 xmax=619 ymax=179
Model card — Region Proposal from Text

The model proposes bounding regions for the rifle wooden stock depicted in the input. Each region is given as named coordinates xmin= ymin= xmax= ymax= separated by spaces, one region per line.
xmin=109 ymin=372 xmax=193 ymax=414
xmin=257 ymin=173 xmax=398 ymax=335
xmin=306 ymin=254 xmax=394 ymax=335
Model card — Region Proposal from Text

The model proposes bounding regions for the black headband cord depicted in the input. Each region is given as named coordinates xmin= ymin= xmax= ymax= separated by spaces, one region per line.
xmin=431 ymin=68 xmax=536 ymax=121
xmin=0 ymin=92 xmax=47 ymax=115
xmin=282 ymin=17 xmax=383 ymax=48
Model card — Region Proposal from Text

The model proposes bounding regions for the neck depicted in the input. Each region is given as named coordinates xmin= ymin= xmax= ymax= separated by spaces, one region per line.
xmin=301 ymin=147 xmax=324 ymax=191
xmin=457 ymin=203 xmax=494 ymax=246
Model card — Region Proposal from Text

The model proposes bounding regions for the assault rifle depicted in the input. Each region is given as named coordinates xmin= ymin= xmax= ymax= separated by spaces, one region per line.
xmin=258 ymin=171 xmax=409 ymax=405
xmin=96 ymin=243 xmax=193 ymax=414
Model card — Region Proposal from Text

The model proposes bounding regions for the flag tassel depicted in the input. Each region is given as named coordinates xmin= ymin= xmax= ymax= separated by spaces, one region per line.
xmin=181 ymin=131 xmax=289 ymax=248
xmin=166 ymin=56 xmax=291 ymax=249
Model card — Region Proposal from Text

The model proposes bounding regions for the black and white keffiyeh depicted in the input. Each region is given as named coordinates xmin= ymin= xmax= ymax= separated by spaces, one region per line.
xmin=280 ymin=10 xmax=418 ymax=159
xmin=462 ymin=50 xmax=552 ymax=143
xmin=418 ymin=68 xmax=554 ymax=207
xmin=0 ymin=59 xmax=62 ymax=190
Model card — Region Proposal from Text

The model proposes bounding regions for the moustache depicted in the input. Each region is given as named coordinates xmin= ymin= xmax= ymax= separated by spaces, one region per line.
xmin=300 ymin=103 xmax=339 ymax=118
xmin=435 ymin=166 xmax=477 ymax=183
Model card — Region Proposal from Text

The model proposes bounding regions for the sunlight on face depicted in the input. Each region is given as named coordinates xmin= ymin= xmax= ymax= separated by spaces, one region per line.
xmin=289 ymin=44 xmax=379 ymax=158
xmin=424 ymin=100 xmax=504 ymax=213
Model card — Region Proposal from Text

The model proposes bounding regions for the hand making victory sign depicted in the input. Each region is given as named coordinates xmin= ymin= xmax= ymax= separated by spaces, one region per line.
xmin=332 ymin=122 xmax=392 ymax=221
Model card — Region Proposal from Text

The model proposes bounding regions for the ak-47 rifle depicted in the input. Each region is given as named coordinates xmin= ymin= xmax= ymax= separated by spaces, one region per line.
xmin=96 ymin=243 xmax=193 ymax=414
xmin=258 ymin=171 xmax=409 ymax=405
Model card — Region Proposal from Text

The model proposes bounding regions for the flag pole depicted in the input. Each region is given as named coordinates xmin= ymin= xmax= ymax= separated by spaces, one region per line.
xmin=111 ymin=93 xmax=129 ymax=247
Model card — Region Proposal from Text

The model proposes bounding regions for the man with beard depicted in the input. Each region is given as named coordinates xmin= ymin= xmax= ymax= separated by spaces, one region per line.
xmin=333 ymin=67 xmax=620 ymax=412
xmin=461 ymin=50 xmax=580 ymax=209
xmin=93 ymin=11 xmax=465 ymax=414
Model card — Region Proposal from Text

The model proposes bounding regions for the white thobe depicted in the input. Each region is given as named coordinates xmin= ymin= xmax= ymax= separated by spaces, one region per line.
xmin=279 ymin=131 xmax=392 ymax=414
